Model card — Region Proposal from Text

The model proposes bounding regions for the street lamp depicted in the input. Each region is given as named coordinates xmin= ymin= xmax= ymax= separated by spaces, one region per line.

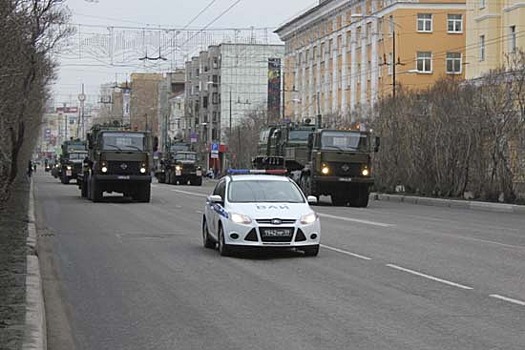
xmin=351 ymin=13 xmax=402 ymax=99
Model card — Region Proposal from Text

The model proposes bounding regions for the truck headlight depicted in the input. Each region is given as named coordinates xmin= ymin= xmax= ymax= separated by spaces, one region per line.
xmin=321 ymin=165 xmax=330 ymax=175
xmin=101 ymin=166 xmax=108 ymax=173
xmin=175 ymin=165 xmax=181 ymax=171
xmin=300 ymin=212 xmax=318 ymax=224
xmin=140 ymin=167 xmax=147 ymax=174
xmin=66 ymin=166 xmax=72 ymax=170
xmin=362 ymin=168 xmax=370 ymax=176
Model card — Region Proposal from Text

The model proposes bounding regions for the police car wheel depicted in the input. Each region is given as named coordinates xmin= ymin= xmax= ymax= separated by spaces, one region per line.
xmin=218 ymin=226 xmax=232 ymax=256
xmin=202 ymin=219 xmax=215 ymax=249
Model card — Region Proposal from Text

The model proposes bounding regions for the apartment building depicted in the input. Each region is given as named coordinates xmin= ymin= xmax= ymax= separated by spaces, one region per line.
xmin=275 ymin=0 xmax=466 ymax=122
xmin=185 ymin=43 xmax=284 ymax=169
xmin=466 ymin=0 xmax=525 ymax=79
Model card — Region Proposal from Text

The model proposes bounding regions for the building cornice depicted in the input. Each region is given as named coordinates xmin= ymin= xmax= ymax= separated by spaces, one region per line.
xmin=474 ymin=14 xmax=500 ymax=22
xmin=275 ymin=1 xmax=466 ymax=40
xmin=504 ymin=2 xmax=525 ymax=12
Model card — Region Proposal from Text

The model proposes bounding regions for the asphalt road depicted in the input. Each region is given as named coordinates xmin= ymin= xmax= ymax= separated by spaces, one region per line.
xmin=34 ymin=172 xmax=525 ymax=350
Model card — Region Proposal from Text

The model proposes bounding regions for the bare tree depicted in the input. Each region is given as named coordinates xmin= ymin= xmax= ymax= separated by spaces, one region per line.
xmin=0 ymin=0 xmax=73 ymax=203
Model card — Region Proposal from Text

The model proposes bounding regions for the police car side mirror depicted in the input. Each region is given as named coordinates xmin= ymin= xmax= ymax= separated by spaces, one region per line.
xmin=307 ymin=195 xmax=318 ymax=204
xmin=209 ymin=195 xmax=223 ymax=203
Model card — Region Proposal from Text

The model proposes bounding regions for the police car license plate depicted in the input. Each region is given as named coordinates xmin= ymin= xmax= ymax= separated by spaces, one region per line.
xmin=261 ymin=228 xmax=292 ymax=237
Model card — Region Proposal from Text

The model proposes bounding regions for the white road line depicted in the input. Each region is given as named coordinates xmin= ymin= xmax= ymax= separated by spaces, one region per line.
xmin=170 ymin=189 xmax=208 ymax=198
xmin=318 ymin=213 xmax=394 ymax=227
xmin=320 ymin=244 xmax=372 ymax=260
xmin=386 ymin=264 xmax=474 ymax=290
xmin=489 ymin=294 xmax=525 ymax=306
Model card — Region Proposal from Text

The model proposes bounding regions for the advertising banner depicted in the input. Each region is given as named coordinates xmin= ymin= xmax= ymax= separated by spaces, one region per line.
xmin=122 ymin=88 xmax=131 ymax=125
xmin=267 ymin=58 xmax=281 ymax=121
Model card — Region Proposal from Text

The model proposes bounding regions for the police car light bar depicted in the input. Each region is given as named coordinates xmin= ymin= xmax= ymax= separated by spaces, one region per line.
xmin=227 ymin=169 xmax=287 ymax=175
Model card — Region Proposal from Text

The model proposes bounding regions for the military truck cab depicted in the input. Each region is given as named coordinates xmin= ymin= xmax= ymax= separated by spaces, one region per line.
xmin=79 ymin=125 xmax=152 ymax=202
xmin=59 ymin=139 xmax=87 ymax=184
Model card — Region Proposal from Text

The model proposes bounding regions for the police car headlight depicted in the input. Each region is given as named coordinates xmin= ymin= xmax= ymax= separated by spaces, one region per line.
xmin=230 ymin=213 xmax=252 ymax=224
xmin=321 ymin=165 xmax=330 ymax=175
xmin=101 ymin=166 xmax=108 ymax=173
xmin=175 ymin=165 xmax=181 ymax=171
xmin=300 ymin=212 xmax=318 ymax=224
xmin=362 ymin=168 xmax=369 ymax=176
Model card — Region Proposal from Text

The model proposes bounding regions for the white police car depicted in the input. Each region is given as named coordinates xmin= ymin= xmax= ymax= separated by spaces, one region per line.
xmin=202 ymin=169 xmax=321 ymax=256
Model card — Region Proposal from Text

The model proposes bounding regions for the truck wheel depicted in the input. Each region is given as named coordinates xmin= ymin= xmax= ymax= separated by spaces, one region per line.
xmin=91 ymin=179 xmax=103 ymax=202
xmin=157 ymin=173 xmax=165 ymax=184
xmin=138 ymin=184 xmax=151 ymax=203
xmin=61 ymin=171 xmax=69 ymax=184
xmin=349 ymin=186 xmax=369 ymax=208
xmin=80 ymin=178 xmax=87 ymax=198
xmin=191 ymin=177 xmax=202 ymax=186
xmin=331 ymin=195 xmax=347 ymax=206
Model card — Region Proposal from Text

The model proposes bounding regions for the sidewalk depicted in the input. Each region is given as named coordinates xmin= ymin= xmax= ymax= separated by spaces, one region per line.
xmin=372 ymin=192 xmax=525 ymax=214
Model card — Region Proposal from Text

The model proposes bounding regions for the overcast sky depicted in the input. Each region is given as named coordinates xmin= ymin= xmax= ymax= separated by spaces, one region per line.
xmin=54 ymin=0 xmax=317 ymax=105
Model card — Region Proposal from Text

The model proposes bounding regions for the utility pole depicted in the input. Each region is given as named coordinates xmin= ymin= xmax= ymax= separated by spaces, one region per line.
xmin=392 ymin=29 xmax=396 ymax=99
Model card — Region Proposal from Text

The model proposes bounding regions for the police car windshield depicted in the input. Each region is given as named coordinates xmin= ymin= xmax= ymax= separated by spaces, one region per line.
xmin=228 ymin=180 xmax=304 ymax=203
xmin=321 ymin=131 xmax=368 ymax=151
xmin=102 ymin=133 xmax=145 ymax=151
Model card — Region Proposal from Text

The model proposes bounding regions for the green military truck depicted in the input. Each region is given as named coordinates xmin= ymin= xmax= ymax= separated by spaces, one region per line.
xmin=78 ymin=124 xmax=152 ymax=202
xmin=258 ymin=119 xmax=379 ymax=207
xmin=155 ymin=140 xmax=202 ymax=186
xmin=59 ymin=139 xmax=87 ymax=184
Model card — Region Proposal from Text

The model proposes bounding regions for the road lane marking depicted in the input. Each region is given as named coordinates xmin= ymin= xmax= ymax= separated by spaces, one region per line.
xmin=489 ymin=294 xmax=525 ymax=306
xmin=386 ymin=264 xmax=473 ymax=290
xmin=320 ymin=244 xmax=372 ymax=260
xmin=170 ymin=189 xmax=208 ymax=198
xmin=318 ymin=213 xmax=394 ymax=227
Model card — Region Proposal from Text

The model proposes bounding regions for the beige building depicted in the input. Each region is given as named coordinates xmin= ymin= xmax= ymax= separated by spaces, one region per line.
xmin=465 ymin=0 xmax=525 ymax=79
xmin=130 ymin=73 xmax=164 ymax=133
xmin=275 ymin=0 xmax=466 ymax=122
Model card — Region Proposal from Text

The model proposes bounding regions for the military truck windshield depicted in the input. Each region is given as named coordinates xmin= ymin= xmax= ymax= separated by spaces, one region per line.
xmin=102 ymin=133 xmax=145 ymax=151
xmin=68 ymin=152 xmax=87 ymax=160
xmin=321 ymin=131 xmax=369 ymax=151
xmin=174 ymin=152 xmax=196 ymax=161
xmin=170 ymin=144 xmax=190 ymax=153
xmin=288 ymin=130 xmax=311 ymax=142
xmin=68 ymin=143 xmax=86 ymax=151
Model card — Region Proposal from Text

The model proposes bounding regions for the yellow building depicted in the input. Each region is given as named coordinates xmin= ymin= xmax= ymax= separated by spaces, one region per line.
xmin=275 ymin=0 xmax=466 ymax=122
xmin=465 ymin=0 xmax=525 ymax=79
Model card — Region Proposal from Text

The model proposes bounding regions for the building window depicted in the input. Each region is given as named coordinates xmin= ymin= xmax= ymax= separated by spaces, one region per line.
xmin=447 ymin=14 xmax=462 ymax=33
xmin=446 ymin=52 xmax=462 ymax=74
xmin=203 ymin=96 xmax=208 ymax=109
xmin=388 ymin=53 xmax=393 ymax=75
xmin=479 ymin=35 xmax=485 ymax=61
xmin=509 ymin=25 xmax=517 ymax=53
xmin=212 ymin=75 xmax=218 ymax=83
xmin=417 ymin=51 xmax=432 ymax=72
xmin=212 ymin=57 xmax=218 ymax=69
xmin=417 ymin=13 xmax=432 ymax=32
xmin=479 ymin=0 xmax=486 ymax=9
xmin=212 ymin=92 xmax=218 ymax=104
xmin=195 ymin=68 xmax=200 ymax=76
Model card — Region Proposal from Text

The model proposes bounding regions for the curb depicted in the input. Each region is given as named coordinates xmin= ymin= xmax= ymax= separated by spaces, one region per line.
xmin=372 ymin=193 xmax=525 ymax=214
xmin=23 ymin=179 xmax=46 ymax=350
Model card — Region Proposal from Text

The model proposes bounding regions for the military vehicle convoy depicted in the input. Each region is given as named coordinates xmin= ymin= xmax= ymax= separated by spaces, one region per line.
xmin=256 ymin=119 xmax=379 ymax=207
xmin=78 ymin=124 xmax=152 ymax=202
xmin=58 ymin=139 xmax=87 ymax=184
xmin=155 ymin=140 xmax=202 ymax=186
